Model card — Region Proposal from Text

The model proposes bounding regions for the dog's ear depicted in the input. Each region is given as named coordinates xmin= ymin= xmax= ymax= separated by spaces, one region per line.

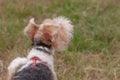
xmin=24 ymin=18 xmax=39 ymax=41
xmin=50 ymin=26 xmax=59 ymax=42
xmin=52 ymin=16 xmax=74 ymax=51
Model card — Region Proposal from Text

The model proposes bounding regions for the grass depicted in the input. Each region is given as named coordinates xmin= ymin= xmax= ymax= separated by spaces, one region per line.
xmin=0 ymin=0 xmax=120 ymax=80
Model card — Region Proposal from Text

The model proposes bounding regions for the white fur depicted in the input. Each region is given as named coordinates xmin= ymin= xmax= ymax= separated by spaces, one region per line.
xmin=7 ymin=57 xmax=27 ymax=80
xmin=53 ymin=16 xmax=74 ymax=39
xmin=7 ymin=49 xmax=57 ymax=80
xmin=8 ymin=57 xmax=28 ymax=74
xmin=29 ymin=18 xmax=35 ymax=24
xmin=27 ymin=48 xmax=54 ymax=70
xmin=52 ymin=16 xmax=74 ymax=51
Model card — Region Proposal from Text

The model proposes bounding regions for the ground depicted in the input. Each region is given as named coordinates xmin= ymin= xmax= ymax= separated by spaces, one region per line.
xmin=0 ymin=0 xmax=120 ymax=80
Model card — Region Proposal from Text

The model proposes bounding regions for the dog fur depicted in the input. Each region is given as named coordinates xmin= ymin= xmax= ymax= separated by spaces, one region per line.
xmin=7 ymin=16 xmax=73 ymax=80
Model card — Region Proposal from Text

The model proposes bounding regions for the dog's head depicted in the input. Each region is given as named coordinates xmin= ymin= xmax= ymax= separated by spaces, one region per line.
xmin=24 ymin=16 xmax=73 ymax=51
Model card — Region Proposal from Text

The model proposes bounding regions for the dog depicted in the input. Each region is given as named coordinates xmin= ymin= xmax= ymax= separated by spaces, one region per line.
xmin=7 ymin=16 xmax=74 ymax=80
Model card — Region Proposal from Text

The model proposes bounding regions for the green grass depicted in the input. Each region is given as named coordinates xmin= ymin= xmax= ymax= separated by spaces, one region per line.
xmin=0 ymin=0 xmax=120 ymax=80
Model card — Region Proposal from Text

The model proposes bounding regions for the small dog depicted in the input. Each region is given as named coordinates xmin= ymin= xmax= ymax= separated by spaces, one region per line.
xmin=7 ymin=16 xmax=73 ymax=80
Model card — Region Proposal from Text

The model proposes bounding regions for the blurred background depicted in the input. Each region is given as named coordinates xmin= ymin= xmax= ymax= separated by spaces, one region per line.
xmin=0 ymin=0 xmax=120 ymax=80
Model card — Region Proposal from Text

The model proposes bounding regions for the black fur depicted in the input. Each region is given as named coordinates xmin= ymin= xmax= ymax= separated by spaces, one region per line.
xmin=32 ymin=39 xmax=51 ymax=49
xmin=35 ymin=47 xmax=51 ymax=54
xmin=13 ymin=63 xmax=53 ymax=80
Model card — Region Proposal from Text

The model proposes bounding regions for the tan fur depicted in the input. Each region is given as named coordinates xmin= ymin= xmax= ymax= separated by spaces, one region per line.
xmin=38 ymin=25 xmax=56 ymax=46
xmin=24 ymin=18 xmax=39 ymax=41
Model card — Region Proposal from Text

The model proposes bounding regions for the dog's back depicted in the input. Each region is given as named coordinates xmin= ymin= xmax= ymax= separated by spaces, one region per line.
xmin=13 ymin=63 xmax=53 ymax=80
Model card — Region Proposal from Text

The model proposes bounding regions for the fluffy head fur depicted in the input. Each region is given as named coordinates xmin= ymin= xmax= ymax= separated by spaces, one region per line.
xmin=24 ymin=16 xmax=74 ymax=51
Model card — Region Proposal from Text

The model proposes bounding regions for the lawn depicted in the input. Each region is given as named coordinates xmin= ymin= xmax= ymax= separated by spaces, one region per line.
xmin=0 ymin=0 xmax=120 ymax=80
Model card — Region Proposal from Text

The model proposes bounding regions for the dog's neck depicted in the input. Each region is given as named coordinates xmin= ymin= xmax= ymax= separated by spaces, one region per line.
xmin=32 ymin=40 xmax=51 ymax=49
xmin=34 ymin=46 xmax=51 ymax=54
xmin=32 ymin=40 xmax=52 ymax=54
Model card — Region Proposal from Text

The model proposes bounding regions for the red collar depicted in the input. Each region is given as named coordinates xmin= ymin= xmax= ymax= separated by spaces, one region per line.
xmin=31 ymin=56 xmax=50 ymax=68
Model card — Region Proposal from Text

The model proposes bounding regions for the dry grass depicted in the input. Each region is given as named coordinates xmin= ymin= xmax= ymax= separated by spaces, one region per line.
xmin=0 ymin=0 xmax=120 ymax=80
xmin=0 ymin=60 xmax=6 ymax=80
xmin=55 ymin=52 xmax=120 ymax=80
